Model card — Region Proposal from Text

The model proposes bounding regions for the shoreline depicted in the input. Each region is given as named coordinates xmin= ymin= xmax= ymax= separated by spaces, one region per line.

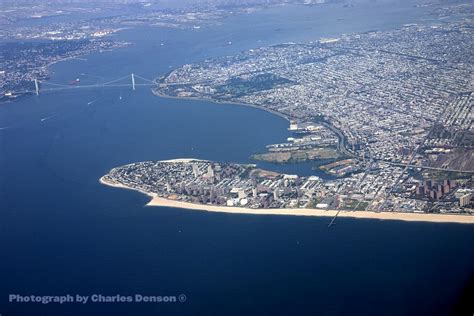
xmin=151 ymin=88 xmax=292 ymax=123
xmin=3 ymin=39 xmax=129 ymax=104
xmin=100 ymin=175 xmax=474 ymax=224
xmin=151 ymin=88 xmax=353 ymax=157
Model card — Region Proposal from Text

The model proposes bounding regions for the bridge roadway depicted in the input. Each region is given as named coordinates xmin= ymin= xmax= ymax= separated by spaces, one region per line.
xmin=36 ymin=83 xmax=155 ymax=93
xmin=14 ymin=73 xmax=217 ymax=96
xmin=14 ymin=73 xmax=158 ymax=95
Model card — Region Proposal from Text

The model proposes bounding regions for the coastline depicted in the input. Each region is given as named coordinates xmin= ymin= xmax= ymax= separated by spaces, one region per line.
xmin=100 ymin=176 xmax=157 ymax=200
xmin=2 ymin=39 xmax=129 ymax=104
xmin=151 ymin=88 xmax=292 ymax=122
xmin=151 ymin=88 xmax=353 ymax=157
xmin=100 ymin=175 xmax=474 ymax=224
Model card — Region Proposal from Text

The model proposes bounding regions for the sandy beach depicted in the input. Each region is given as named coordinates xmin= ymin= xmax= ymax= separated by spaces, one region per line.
xmin=100 ymin=176 xmax=474 ymax=224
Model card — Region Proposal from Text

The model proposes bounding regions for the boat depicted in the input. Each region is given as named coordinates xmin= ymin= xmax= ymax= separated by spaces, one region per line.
xmin=69 ymin=78 xmax=80 ymax=85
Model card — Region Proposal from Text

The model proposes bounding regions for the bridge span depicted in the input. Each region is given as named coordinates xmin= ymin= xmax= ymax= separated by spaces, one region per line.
xmin=15 ymin=73 xmax=157 ymax=96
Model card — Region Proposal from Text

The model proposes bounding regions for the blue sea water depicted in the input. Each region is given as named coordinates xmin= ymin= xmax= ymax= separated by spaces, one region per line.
xmin=1 ymin=2 xmax=473 ymax=315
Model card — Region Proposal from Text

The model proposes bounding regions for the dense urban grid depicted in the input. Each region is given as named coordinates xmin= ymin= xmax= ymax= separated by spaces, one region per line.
xmin=102 ymin=157 xmax=473 ymax=213
xmin=152 ymin=9 xmax=473 ymax=213
xmin=2 ymin=0 xmax=473 ymax=213
xmin=102 ymin=160 xmax=333 ymax=209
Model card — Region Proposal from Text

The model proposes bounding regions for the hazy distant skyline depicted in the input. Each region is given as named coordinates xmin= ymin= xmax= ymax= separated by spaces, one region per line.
xmin=0 ymin=0 xmax=417 ymax=7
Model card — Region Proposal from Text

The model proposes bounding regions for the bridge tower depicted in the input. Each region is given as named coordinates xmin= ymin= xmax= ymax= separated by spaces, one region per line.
xmin=131 ymin=73 xmax=136 ymax=91
xmin=34 ymin=79 xmax=39 ymax=95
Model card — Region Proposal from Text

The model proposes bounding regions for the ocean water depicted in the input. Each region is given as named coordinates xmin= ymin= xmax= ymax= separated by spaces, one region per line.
xmin=1 ymin=3 xmax=473 ymax=315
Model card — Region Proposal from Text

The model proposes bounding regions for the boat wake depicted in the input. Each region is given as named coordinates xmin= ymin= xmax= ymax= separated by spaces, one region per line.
xmin=40 ymin=115 xmax=58 ymax=122
xmin=87 ymin=98 xmax=100 ymax=105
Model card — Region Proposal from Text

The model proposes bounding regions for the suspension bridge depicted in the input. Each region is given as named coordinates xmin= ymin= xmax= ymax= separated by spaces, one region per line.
xmin=18 ymin=74 xmax=158 ymax=96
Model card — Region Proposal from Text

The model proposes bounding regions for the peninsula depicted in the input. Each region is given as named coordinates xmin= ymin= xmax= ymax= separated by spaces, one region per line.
xmin=100 ymin=159 xmax=474 ymax=223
